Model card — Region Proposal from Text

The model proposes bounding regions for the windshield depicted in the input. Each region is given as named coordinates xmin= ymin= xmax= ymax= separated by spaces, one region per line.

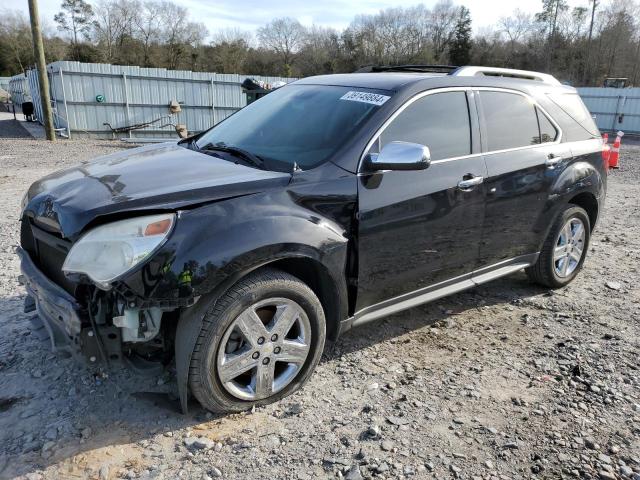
xmin=194 ymin=84 xmax=389 ymax=170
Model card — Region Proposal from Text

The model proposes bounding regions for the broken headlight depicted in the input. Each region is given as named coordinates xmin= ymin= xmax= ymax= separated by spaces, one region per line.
xmin=62 ymin=213 xmax=175 ymax=289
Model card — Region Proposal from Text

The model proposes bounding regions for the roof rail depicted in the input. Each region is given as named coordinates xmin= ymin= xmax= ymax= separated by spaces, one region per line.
xmin=355 ymin=64 xmax=458 ymax=74
xmin=451 ymin=66 xmax=561 ymax=86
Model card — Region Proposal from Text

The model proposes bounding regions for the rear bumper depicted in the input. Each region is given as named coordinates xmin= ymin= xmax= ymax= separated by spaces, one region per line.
xmin=18 ymin=247 xmax=84 ymax=355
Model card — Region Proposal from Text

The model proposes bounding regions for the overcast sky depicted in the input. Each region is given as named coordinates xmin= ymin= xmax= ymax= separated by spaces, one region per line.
xmin=18 ymin=0 xmax=589 ymax=35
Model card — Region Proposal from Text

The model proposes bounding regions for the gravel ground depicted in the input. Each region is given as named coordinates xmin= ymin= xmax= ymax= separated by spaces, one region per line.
xmin=0 ymin=109 xmax=31 ymax=139
xmin=0 ymin=138 xmax=638 ymax=480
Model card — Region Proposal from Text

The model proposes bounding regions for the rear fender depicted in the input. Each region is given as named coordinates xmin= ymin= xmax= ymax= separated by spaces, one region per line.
xmin=535 ymin=157 xmax=603 ymax=251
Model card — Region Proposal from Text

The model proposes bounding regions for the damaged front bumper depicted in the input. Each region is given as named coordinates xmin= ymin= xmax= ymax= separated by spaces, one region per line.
xmin=17 ymin=247 xmax=122 ymax=361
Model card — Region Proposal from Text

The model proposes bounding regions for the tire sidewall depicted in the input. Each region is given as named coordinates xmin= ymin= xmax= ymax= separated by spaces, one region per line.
xmin=194 ymin=276 xmax=326 ymax=412
xmin=548 ymin=206 xmax=591 ymax=286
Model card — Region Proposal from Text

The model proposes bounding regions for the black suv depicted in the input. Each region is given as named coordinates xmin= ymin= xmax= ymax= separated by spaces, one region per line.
xmin=18 ymin=66 xmax=606 ymax=413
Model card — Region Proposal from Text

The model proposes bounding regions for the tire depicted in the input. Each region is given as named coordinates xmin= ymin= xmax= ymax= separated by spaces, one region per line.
xmin=526 ymin=205 xmax=591 ymax=288
xmin=189 ymin=268 xmax=326 ymax=413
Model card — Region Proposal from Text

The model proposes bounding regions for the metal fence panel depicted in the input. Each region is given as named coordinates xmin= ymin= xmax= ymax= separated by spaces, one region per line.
xmin=8 ymin=74 xmax=29 ymax=107
xmin=26 ymin=69 xmax=44 ymax=125
xmin=577 ymin=87 xmax=640 ymax=135
xmin=0 ymin=77 xmax=10 ymax=93
xmin=11 ymin=69 xmax=639 ymax=139
xmin=41 ymin=61 xmax=297 ymax=139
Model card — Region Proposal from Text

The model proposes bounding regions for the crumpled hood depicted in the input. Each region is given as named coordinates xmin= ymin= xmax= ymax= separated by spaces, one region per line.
xmin=23 ymin=142 xmax=291 ymax=240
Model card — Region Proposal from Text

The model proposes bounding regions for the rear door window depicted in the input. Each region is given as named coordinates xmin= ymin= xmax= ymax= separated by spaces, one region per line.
xmin=480 ymin=91 xmax=541 ymax=151
xmin=379 ymin=91 xmax=471 ymax=160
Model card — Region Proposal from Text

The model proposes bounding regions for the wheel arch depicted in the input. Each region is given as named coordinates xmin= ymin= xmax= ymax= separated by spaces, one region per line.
xmin=568 ymin=191 xmax=598 ymax=231
xmin=549 ymin=158 xmax=603 ymax=233
xmin=186 ymin=248 xmax=348 ymax=343
xmin=174 ymin=250 xmax=348 ymax=414
xmin=262 ymin=257 xmax=344 ymax=342
xmin=535 ymin=188 xmax=600 ymax=261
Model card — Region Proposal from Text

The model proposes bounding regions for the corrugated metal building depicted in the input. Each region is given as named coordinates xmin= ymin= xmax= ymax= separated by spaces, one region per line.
xmin=577 ymin=87 xmax=640 ymax=135
xmin=8 ymin=61 xmax=296 ymax=139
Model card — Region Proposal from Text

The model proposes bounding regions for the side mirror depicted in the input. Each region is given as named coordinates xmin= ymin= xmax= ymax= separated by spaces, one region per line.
xmin=364 ymin=141 xmax=431 ymax=171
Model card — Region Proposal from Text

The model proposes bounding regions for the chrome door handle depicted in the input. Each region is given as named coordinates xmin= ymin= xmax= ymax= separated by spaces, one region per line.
xmin=457 ymin=175 xmax=484 ymax=190
xmin=546 ymin=154 xmax=563 ymax=168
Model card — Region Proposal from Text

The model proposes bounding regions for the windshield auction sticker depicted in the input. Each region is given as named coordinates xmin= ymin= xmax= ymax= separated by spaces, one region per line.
xmin=340 ymin=91 xmax=390 ymax=106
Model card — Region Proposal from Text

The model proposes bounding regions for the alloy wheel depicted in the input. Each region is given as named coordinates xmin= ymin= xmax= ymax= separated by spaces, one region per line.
xmin=216 ymin=297 xmax=311 ymax=401
xmin=553 ymin=217 xmax=586 ymax=278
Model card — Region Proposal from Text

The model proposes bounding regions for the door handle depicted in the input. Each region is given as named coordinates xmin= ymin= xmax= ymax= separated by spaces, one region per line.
xmin=546 ymin=154 xmax=563 ymax=168
xmin=457 ymin=175 xmax=484 ymax=190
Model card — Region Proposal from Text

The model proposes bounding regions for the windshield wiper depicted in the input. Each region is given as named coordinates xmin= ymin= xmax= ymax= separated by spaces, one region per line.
xmin=198 ymin=143 xmax=265 ymax=169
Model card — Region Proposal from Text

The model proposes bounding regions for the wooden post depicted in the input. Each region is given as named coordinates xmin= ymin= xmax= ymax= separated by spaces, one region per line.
xmin=27 ymin=0 xmax=55 ymax=141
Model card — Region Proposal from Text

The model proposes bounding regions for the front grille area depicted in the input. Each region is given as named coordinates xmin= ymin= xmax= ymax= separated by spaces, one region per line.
xmin=21 ymin=217 xmax=76 ymax=295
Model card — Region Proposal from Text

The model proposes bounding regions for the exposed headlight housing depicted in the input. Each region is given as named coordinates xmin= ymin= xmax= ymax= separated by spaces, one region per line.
xmin=62 ymin=213 xmax=175 ymax=289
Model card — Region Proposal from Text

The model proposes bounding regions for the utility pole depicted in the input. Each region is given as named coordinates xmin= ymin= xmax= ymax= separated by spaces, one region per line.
xmin=27 ymin=0 xmax=56 ymax=141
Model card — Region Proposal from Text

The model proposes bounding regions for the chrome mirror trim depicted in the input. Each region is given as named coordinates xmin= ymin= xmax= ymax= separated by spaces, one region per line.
xmin=365 ymin=141 xmax=431 ymax=171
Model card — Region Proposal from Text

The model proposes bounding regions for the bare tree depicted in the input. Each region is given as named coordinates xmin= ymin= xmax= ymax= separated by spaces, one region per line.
xmin=257 ymin=17 xmax=307 ymax=75
xmin=567 ymin=7 xmax=588 ymax=40
xmin=133 ymin=0 xmax=162 ymax=66
xmin=92 ymin=0 xmax=138 ymax=62
xmin=599 ymin=1 xmax=638 ymax=77
xmin=0 ymin=10 xmax=33 ymax=73
xmin=345 ymin=5 xmax=434 ymax=66
xmin=296 ymin=26 xmax=341 ymax=75
xmin=429 ymin=0 xmax=458 ymax=61
xmin=499 ymin=10 xmax=534 ymax=44
xmin=212 ymin=28 xmax=253 ymax=47
xmin=498 ymin=9 xmax=534 ymax=66
xmin=158 ymin=1 xmax=207 ymax=69
xmin=209 ymin=29 xmax=253 ymax=73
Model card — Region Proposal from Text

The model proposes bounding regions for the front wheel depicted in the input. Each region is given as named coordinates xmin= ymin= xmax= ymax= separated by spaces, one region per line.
xmin=188 ymin=268 xmax=326 ymax=413
xmin=526 ymin=205 xmax=591 ymax=288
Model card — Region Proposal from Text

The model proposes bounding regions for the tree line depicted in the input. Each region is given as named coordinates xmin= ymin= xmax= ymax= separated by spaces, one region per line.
xmin=1 ymin=0 xmax=638 ymax=86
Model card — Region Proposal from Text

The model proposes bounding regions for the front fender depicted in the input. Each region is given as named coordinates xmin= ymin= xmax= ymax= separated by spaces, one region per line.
xmin=159 ymin=190 xmax=352 ymax=415
xmin=120 ymin=189 xmax=351 ymax=303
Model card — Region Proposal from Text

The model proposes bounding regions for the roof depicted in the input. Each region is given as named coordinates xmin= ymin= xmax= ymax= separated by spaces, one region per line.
xmin=294 ymin=73 xmax=447 ymax=91
xmin=293 ymin=69 xmax=574 ymax=94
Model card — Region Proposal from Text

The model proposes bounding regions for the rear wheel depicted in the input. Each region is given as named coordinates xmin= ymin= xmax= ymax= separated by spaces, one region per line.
xmin=189 ymin=268 xmax=326 ymax=413
xmin=526 ymin=205 xmax=590 ymax=288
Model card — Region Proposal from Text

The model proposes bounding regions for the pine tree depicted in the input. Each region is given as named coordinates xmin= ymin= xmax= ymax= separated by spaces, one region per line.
xmin=54 ymin=0 xmax=94 ymax=60
xmin=535 ymin=0 xmax=569 ymax=69
xmin=449 ymin=6 xmax=472 ymax=66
